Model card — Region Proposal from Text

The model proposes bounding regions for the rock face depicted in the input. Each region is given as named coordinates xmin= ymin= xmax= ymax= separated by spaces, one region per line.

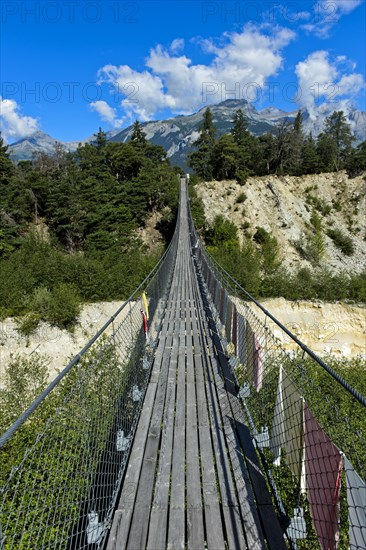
xmin=0 ymin=301 xmax=124 ymax=383
xmin=7 ymin=129 xmax=119 ymax=162
xmin=196 ymin=171 xmax=366 ymax=274
xmin=248 ymin=298 xmax=366 ymax=358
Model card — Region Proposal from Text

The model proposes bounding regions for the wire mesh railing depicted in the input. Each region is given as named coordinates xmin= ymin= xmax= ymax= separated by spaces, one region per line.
xmin=0 ymin=192 xmax=181 ymax=550
xmin=188 ymin=194 xmax=366 ymax=550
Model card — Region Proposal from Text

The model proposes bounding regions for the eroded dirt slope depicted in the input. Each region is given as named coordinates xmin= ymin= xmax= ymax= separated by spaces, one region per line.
xmin=196 ymin=171 xmax=366 ymax=273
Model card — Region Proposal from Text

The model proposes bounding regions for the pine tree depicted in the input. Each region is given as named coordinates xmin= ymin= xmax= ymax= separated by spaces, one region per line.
xmin=346 ymin=141 xmax=366 ymax=177
xmin=231 ymin=109 xmax=249 ymax=146
xmin=255 ymin=134 xmax=277 ymax=175
xmin=230 ymin=109 xmax=253 ymax=171
xmin=289 ymin=111 xmax=304 ymax=175
xmin=94 ymin=127 xmax=108 ymax=148
xmin=317 ymin=111 xmax=354 ymax=171
xmin=273 ymin=121 xmax=293 ymax=175
xmin=130 ymin=121 xmax=146 ymax=145
xmin=301 ymin=134 xmax=320 ymax=174
xmin=188 ymin=107 xmax=216 ymax=179
xmin=0 ymin=135 xmax=14 ymax=185
xmin=212 ymin=134 xmax=239 ymax=180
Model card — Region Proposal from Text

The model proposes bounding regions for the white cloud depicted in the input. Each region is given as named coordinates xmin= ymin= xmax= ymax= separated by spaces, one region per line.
xmin=0 ymin=97 xmax=39 ymax=142
xmin=302 ymin=0 xmax=363 ymax=37
xmin=295 ymin=11 xmax=311 ymax=20
xmin=97 ymin=24 xmax=295 ymax=121
xmin=89 ymin=100 xmax=118 ymax=125
xmin=295 ymin=51 xmax=365 ymax=118
xmin=170 ymin=38 xmax=184 ymax=53
xmin=334 ymin=0 xmax=364 ymax=14
xmin=98 ymin=63 xmax=176 ymax=121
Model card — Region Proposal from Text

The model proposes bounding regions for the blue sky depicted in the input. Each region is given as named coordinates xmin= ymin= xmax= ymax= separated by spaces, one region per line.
xmin=1 ymin=0 xmax=365 ymax=143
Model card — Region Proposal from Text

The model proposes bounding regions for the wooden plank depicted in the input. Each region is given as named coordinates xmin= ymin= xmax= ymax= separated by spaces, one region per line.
xmin=106 ymin=383 xmax=157 ymax=550
xmin=197 ymin=271 xmax=286 ymax=550
xmin=193 ymin=264 xmax=267 ymax=550
xmin=167 ymin=329 xmax=186 ymax=550
xmin=185 ymin=258 xmax=206 ymax=550
xmin=147 ymin=319 xmax=179 ymax=550
xmin=204 ymin=376 xmax=247 ymax=550
xmin=191 ymin=271 xmax=251 ymax=550
xmin=195 ymin=362 xmax=226 ymax=550
xmin=125 ymin=260 xmax=182 ymax=549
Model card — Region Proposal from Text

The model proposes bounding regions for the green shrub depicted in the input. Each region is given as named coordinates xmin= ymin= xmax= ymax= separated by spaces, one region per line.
xmin=236 ymin=192 xmax=247 ymax=204
xmin=305 ymin=230 xmax=325 ymax=265
xmin=16 ymin=313 xmax=41 ymax=338
xmin=30 ymin=286 xmax=52 ymax=318
xmin=253 ymin=227 xmax=270 ymax=244
xmin=332 ymin=199 xmax=342 ymax=211
xmin=206 ymin=215 xmax=239 ymax=250
xmin=236 ymin=168 xmax=249 ymax=185
xmin=0 ymin=354 xmax=49 ymax=426
xmin=327 ymin=228 xmax=355 ymax=256
xmin=261 ymin=235 xmax=281 ymax=273
xmin=310 ymin=211 xmax=322 ymax=231
xmin=46 ymin=283 xmax=81 ymax=329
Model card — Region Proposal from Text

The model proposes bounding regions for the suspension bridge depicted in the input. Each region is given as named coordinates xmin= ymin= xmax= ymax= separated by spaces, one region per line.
xmin=1 ymin=178 xmax=365 ymax=550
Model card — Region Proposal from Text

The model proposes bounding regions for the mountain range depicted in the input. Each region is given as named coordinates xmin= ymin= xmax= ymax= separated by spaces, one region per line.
xmin=8 ymin=99 xmax=366 ymax=170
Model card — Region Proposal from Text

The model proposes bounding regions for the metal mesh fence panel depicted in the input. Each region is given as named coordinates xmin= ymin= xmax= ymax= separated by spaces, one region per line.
xmin=189 ymin=203 xmax=365 ymax=550
xmin=0 ymin=207 xmax=180 ymax=550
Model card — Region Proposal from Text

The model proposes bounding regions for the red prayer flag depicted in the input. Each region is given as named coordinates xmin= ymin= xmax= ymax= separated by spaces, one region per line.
xmin=140 ymin=309 xmax=148 ymax=334
xmin=304 ymin=404 xmax=342 ymax=550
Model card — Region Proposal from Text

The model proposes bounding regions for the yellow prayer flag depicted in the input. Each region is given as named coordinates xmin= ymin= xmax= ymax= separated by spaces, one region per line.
xmin=142 ymin=291 xmax=149 ymax=320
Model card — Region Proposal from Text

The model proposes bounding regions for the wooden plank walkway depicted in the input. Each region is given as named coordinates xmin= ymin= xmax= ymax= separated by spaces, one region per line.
xmin=106 ymin=182 xmax=285 ymax=550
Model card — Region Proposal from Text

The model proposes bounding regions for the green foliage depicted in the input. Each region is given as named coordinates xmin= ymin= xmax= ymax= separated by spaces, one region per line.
xmin=212 ymin=134 xmax=239 ymax=180
xmin=188 ymin=109 xmax=361 ymax=180
xmin=317 ymin=111 xmax=355 ymax=172
xmin=212 ymin=241 xmax=261 ymax=297
xmin=16 ymin=313 xmax=41 ymax=338
xmin=346 ymin=140 xmax=366 ymax=177
xmin=327 ymin=228 xmax=355 ymax=256
xmin=310 ymin=211 xmax=322 ymax=231
xmin=130 ymin=120 xmax=147 ymax=145
xmin=46 ymin=283 xmax=81 ymax=329
xmin=0 ymin=354 xmax=49 ymax=424
xmin=0 ymin=131 xmax=179 ymax=324
xmin=306 ymin=194 xmax=332 ymax=216
xmin=188 ymin=107 xmax=216 ymax=179
xmin=305 ymin=230 xmax=326 ymax=265
xmin=235 ymin=168 xmax=250 ymax=185
xmin=188 ymin=179 xmax=206 ymax=231
xmin=236 ymin=192 xmax=247 ymax=204
xmin=205 ymin=215 xmax=239 ymax=250
xmin=253 ymin=227 xmax=270 ymax=244
xmin=0 ymin=340 xmax=130 ymax=548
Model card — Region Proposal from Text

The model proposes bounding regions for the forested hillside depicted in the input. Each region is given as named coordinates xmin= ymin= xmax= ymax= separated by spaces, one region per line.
xmin=188 ymin=108 xmax=366 ymax=303
xmin=189 ymin=108 xmax=366 ymax=181
xmin=0 ymin=125 xmax=179 ymax=331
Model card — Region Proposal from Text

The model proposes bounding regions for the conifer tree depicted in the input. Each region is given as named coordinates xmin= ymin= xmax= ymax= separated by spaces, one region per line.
xmin=301 ymin=134 xmax=320 ymax=174
xmin=231 ymin=109 xmax=249 ymax=146
xmin=317 ymin=111 xmax=354 ymax=171
xmin=289 ymin=110 xmax=305 ymax=175
xmin=188 ymin=107 xmax=216 ymax=179
xmin=130 ymin=121 xmax=146 ymax=145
